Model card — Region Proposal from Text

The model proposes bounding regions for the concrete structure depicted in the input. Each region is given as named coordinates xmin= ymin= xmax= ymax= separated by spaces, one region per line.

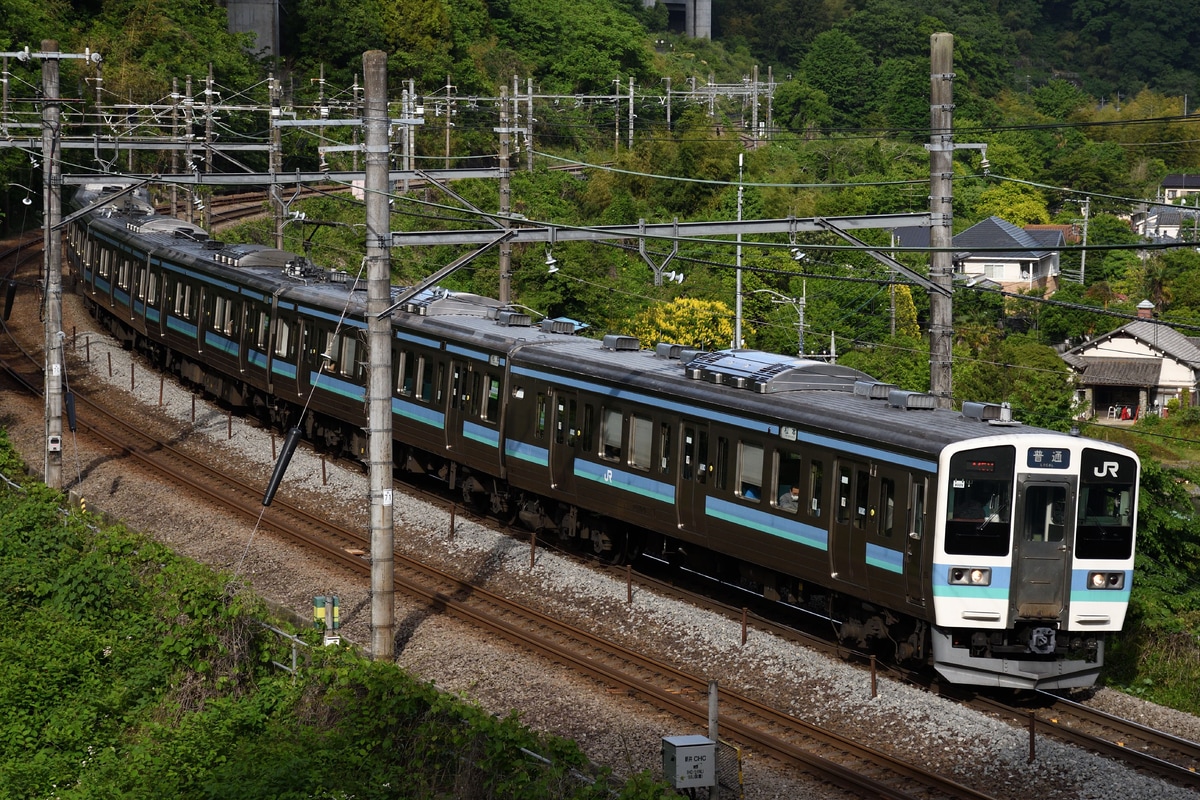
xmin=645 ymin=0 xmax=711 ymax=39
xmin=223 ymin=0 xmax=279 ymax=58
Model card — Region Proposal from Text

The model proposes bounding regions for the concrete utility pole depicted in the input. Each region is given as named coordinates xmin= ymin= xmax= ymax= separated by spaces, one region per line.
xmin=497 ymin=86 xmax=512 ymax=304
xmin=42 ymin=40 xmax=63 ymax=489
xmin=269 ymin=73 xmax=284 ymax=249
xmin=928 ymin=33 xmax=955 ymax=408
xmin=363 ymin=49 xmax=395 ymax=661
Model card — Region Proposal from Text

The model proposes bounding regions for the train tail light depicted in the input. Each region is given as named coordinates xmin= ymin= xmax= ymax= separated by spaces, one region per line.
xmin=949 ymin=566 xmax=991 ymax=586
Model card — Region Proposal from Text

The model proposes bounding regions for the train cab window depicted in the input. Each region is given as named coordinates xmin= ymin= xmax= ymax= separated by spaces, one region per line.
xmin=878 ymin=476 xmax=896 ymax=537
xmin=482 ymin=375 xmax=501 ymax=422
xmin=629 ymin=414 xmax=652 ymax=470
xmin=774 ymin=451 xmax=802 ymax=513
xmin=535 ymin=392 xmax=547 ymax=437
xmin=738 ymin=442 xmax=763 ymax=502
xmin=659 ymin=422 xmax=671 ymax=474
xmin=945 ymin=447 xmax=1014 ymax=556
xmin=600 ymin=408 xmax=623 ymax=461
xmin=808 ymin=460 xmax=824 ymax=517
xmin=1076 ymin=449 xmax=1136 ymax=560
xmin=275 ymin=320 xmax=293 ymax=358
xmin=399 ymin=350 xmax=416 ymax=395
xmin=1024 ymin=485 xmax=1066 ymax=543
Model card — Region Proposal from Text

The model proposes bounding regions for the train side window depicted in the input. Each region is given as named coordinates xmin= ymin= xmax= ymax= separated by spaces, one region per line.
xmin=567 ymin=400 xmax=578 ymax=446
xmin=774 ymin=451 xmax=802 ymax=512
xmin=275 ymin=319 xmax=292 ymax=357
xmin=214 ymin=296 xmax=235 ymax=336
xmin=682 ymin=427 xmax=694 ymax=480
xmin=117 ymin=258 xmax=132 ymax=291
xmin=136 ymin=268 xmax=147 ymax=300
xmin=399 ymin=350 xmax=415 ymax=395
xmin=600 ymin=408 xmax=622 ymax=460
xmin=910 ymin=478 xmax=926 ymax=540
xmin=629 ymin=414 xmax=652 ymax=470
xmin=182 ymin=285 xmax=196 ymax=320
xmin=836 ymin=465 xmax=852 ymax=524
xmin=555 ymin=397 xmax=567 ymax=444
xmin=878 ymin=476 xmax=896 ymax=537
xmin=417 ymin=356 xmax=431 ymax=400
xmin=738 ymin=442 xmax=763 ymax=501
xmin=256 ymin=310 xmax=270 ymax=349
xmin=535 ymin=392 xmax=547 ymax=438
xmin=339 ymin=334 xmax=359 ymax=379
xmin=99 ymin=249 xmax=111 ymax=279
xmin=659 ymin=422 xmax=671 ymax=474
xmin=854 ymin=468 xmax=870 ymax=530
xmin=468 ymin=371 xmax=483 ymax=415
xmin=435 ymin=363 xmax=445 ymax=403
xmin=482 ymin=375 xmax=501 ymax=422
xmin=808 ymin=460 xmax=824 ymax=517
xmin=146 ymin=272 xmax=160 ymax=307
xmin=581 ymin=405 xmax=593 ymax=452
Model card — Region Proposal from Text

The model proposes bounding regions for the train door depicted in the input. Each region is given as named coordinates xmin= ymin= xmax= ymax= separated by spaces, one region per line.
xmin=1011 ymin=480 xmax=1073 ymax=621
xmin=446 ymin=359 xmax=469 ymax=452
xmin=830 ymin=459 xmax=871 ymax=586
xmin=904 ymin=477 xmax=928 ymax=605
xmin=548 ymin=389 xmax=578 ymax=494
xmin=676 ymin=420 xmax=710 ymax=536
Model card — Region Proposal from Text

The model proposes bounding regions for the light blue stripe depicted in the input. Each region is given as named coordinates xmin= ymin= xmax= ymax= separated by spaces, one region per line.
xmin=272 ymin=361 xmax=296 ymax=379
xmin=167 ymin=317 xmax=197 ymax=337
xmin=574 ymin=460 xmax=675 ymax=504
xmin=204 ymin=331 xmax=239 ymax=356
xmin=1069 ymin=569 xmax=1130 ymax=603
xmin=312 ymin=372 xmax=365 ymax=402
xmin=866 ymin=542 xmax=904 ymax=574
xmin=447 ymin=342 xmax=505 ymax=365
xmin=931 ymin=563 xmax=1012 ymax=599
xmin=396 ymin=331 xmax=442 ymax=349
xmin=392 ymin=397 xmax=445 ymax=428
xmin=464 ymin=421 xmax=500 ymax=448
xmin=248 ymin=350 xmax=268 ymax=368
xmin=298 ymin=304 xmax=365 ymax=327
xmin=505 ymin=439 xmax=549 ymax=466
xmin=707 ymin=496 xmax=828 ymax=551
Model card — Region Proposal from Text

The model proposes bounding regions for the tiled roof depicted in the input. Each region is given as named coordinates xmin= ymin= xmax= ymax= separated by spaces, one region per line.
xmin=952 ymin=216 xmax=1054 ymax=260
xmin=1073 ymin=357 xmax=1161 ymax=387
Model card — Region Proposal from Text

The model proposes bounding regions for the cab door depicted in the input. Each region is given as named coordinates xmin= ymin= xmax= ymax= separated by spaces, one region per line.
xmin=1011 ymin=480 xmax=1073 ymax=622
xmin=830 ymin=459 xmax=871 ymax=587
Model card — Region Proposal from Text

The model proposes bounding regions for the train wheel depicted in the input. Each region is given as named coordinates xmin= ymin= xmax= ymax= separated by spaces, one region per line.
xmin=590 ymin=522 xmax=626 ymax=565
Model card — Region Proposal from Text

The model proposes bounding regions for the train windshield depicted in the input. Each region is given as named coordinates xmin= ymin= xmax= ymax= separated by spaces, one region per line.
xmin=1076 ymin=448 xmax=1138 ymax=560
xmin=944 ymin=446 xmax=1015 ymax=556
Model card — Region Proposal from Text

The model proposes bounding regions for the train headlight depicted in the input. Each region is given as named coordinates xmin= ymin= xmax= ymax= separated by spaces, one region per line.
xmin=1088 ymin=571 xmax=1125 ymax=590
xmin=949 ymin=566 xmax=991 ymax=586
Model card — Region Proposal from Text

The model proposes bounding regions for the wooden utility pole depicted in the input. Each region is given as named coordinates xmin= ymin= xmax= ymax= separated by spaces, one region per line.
xmin=363 ymin=49 xmax=395 ymax=661
xmin=928 ymin=33 xmax=955 ymax=407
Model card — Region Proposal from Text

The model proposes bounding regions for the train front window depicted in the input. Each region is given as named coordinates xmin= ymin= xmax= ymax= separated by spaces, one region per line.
xmin=1076 ymin=449 xmax=1137 ymax=560
xmin=945 ymin=446 xmax=1015 ymax=557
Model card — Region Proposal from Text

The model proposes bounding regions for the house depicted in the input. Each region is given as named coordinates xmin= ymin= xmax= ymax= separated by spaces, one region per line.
xmin=892 ymin=216 xmax=1064 ymax=292
xmin=1159 ymin=173 xmax=1200 ymax=202
xmin=953 ymin=216 xmax=1063 ymax=291
xmin=1134 ymin=205 xmax=1200 ymax=241
xmin=1061 ymin=301 xmax=1200 ymax=420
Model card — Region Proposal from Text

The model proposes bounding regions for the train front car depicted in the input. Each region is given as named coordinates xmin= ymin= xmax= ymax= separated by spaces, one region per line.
xmin=930 ymin=434 xmax=1139 ymax=689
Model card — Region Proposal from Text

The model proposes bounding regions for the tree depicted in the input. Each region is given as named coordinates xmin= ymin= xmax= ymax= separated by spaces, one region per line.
xmin=629 ymin=297 xmax=736 ymax=350
xmin=799 ymin=30 xmax=875 ymax=129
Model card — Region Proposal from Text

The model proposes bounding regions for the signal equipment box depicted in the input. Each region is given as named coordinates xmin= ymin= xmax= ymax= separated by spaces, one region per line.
xmin=661 ymin=735 xmax=716 ymax=789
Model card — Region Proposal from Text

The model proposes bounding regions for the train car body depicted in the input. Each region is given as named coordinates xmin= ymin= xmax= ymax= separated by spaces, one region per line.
xmin=64 ymin=184 xmax=1140 ymax=690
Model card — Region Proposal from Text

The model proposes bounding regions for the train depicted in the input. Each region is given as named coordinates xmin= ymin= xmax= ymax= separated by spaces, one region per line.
xmin=63 ymin=182 xmax=1140 ymax=690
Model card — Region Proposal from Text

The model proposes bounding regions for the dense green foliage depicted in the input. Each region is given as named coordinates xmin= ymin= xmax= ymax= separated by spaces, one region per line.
xmin=0 ymin=431 xmax=670 ymax=799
